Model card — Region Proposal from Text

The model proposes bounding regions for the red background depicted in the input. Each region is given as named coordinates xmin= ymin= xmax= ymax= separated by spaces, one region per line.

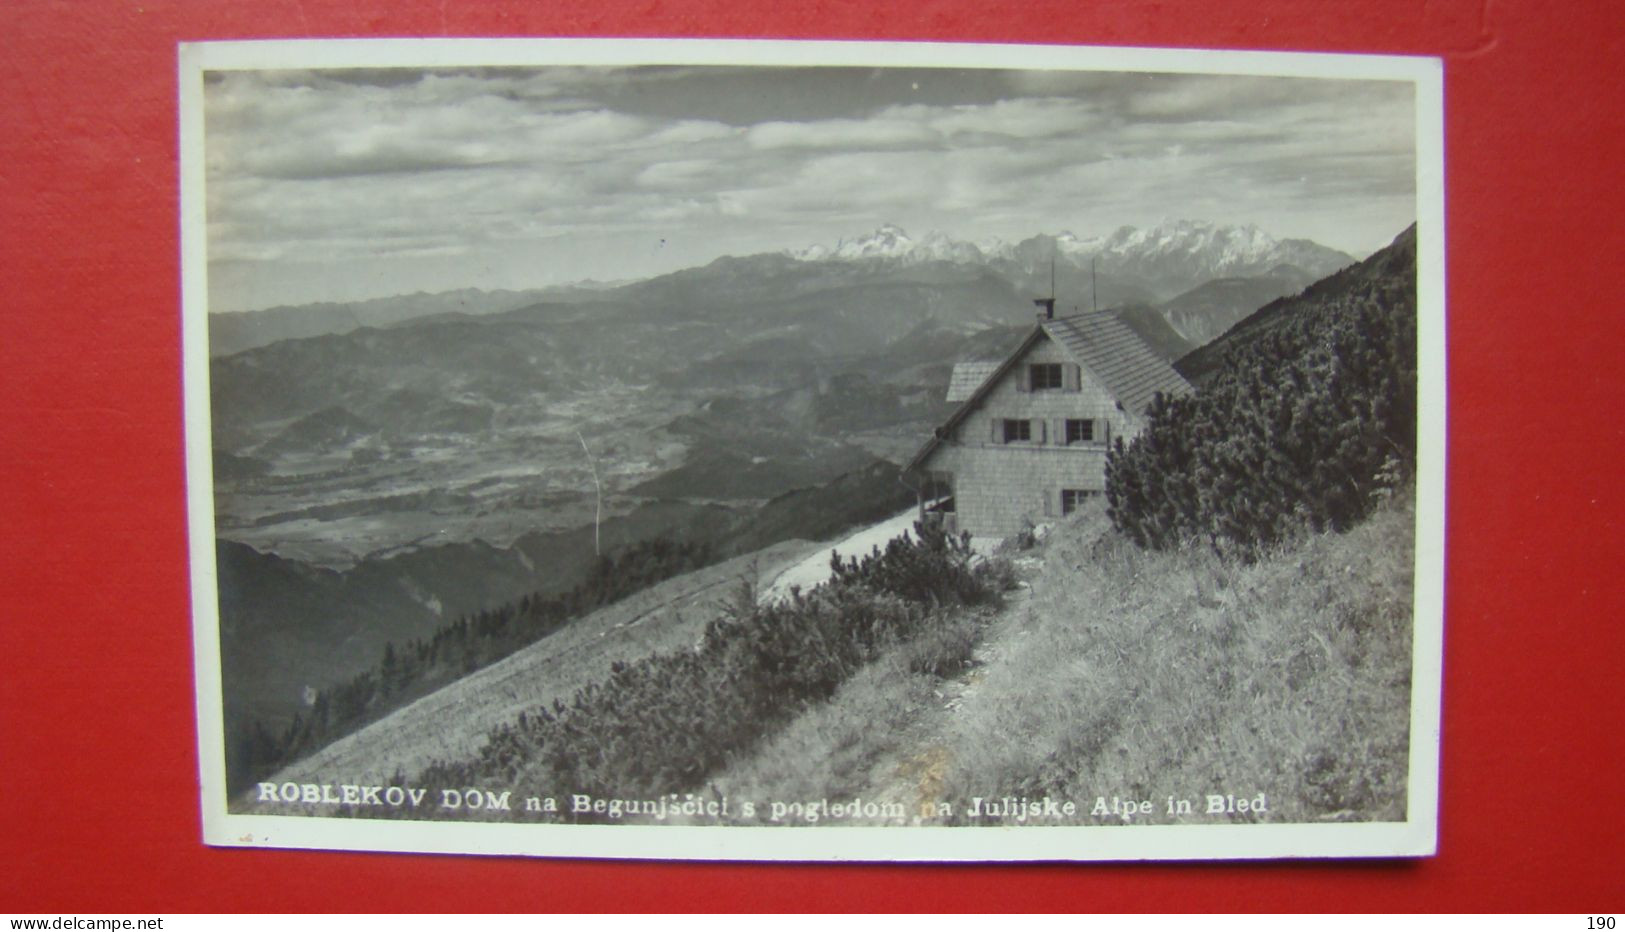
xmin=3 ymin=0 xmax=1621 ymax=912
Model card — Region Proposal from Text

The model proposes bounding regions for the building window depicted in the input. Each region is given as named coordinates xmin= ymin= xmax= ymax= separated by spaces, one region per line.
xmin=1029 ymin=363 xmax=1063 ymax=390
xmin=1002 ymin=418 xmax=1032 ymax=443
xmin=1061 ymin=489 xmax=1098 ymax=515
xmin=1065 ymin=418 xmax=1095 ymax=444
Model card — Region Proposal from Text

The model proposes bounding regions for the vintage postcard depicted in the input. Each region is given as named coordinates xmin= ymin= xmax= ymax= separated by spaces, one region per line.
xmin=181 ymin=38 xmax=1445 ymax=860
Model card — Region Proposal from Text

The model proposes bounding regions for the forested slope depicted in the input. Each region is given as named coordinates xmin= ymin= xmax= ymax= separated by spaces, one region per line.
xmin=1111 ymin=224 xmax=1417 ymax=553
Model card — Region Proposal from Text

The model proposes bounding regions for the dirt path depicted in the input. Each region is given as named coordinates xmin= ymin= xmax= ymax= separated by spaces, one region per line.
xmin=858 ymin=554 xmax=1043 ymax=821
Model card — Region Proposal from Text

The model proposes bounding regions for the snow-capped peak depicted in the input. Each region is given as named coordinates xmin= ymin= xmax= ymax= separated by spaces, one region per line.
xmin=786 ymin=224 xmax=914 ymax=261
xmin=1093 ymin=219 xmax=1288 ymax=270
xmin=785 ymin=221 xmax=1351 ymax=281
xmin=832 ymin=223 xmax=915 ymax=260
xmin=787 ymin=224 xmax=986 ymax=263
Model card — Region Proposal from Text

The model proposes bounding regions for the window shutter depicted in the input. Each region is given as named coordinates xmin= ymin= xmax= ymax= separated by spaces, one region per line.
xmin=991 ymin=418 xmax=1001 ymax=443
xmin=1065 ymin=363 xmax=1081 ymax=392
xmin=1055 ymin=418 xmax=1067 ymax=446
xmin=1042 ymin=489 xmax=1054 ymax=517
xmin=1098 ymin=419 xmax=1110 ymax=445
xmin=1015 ymin=365 xmax=1029 ymax=393
xmin=1038 ymin=419 xmax=1047 ymax=444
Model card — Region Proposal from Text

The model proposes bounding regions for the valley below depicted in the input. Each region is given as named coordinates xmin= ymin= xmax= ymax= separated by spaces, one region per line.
xmin=216 ymin=384 xmax=696 ymax=568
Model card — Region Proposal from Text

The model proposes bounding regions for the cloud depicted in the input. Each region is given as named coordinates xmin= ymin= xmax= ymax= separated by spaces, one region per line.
xmin=918 ymin=97 xmax=1100 ymax=141
xmin=205 ymin=66 xmax=1418 ymax=309
xmin=747 ymin=117 xmax=939 ymax=152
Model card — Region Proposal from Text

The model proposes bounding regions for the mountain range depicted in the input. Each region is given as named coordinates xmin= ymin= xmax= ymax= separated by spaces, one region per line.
xmin=208 ymin=219 xmax=1371 ymax=576
xmin=789 ymin=219 xmax=1352 ymax=289
xmin=209 ymin=221 xmax=1356 ymax=355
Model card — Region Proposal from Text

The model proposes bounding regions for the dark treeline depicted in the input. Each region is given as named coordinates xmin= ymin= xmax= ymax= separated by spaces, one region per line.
xmin=409 ymin=521 xmax=1010 ymax=815
xmin=1106 ymin=228 xmax=1416 ymax=554
xmin=229 ymin=536 xmax=716 ymax=794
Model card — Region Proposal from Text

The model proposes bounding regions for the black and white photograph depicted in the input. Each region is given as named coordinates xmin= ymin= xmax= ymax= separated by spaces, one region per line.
xmin=182 ymin=39 xmax=1445 ymax=861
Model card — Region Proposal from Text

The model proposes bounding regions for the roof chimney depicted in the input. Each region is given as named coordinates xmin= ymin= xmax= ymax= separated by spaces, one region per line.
xmin=1033 ymin=254 xmax=1057 ymax=321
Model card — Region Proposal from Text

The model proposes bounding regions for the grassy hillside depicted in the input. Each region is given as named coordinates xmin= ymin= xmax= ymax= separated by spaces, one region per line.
xmin=690 ymin=492 xmax=1411 ymax=826
xmin=936 ymin=492 xmax=1413 ymax=823
xmin=239 ymin=541 xmax=815 ymax=799
xmin=216 ymin=498 xmax=742 ymax=778
xmin=240 ymin=482 xmax=1414 ymax=827
xmin=699 ymin=594 xmax=1009 ymax=820
xmin=230 ymin=535 xmax=724 ymax=794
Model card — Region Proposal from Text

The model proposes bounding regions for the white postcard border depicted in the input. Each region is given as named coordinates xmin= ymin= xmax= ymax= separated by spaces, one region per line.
xmin=179 ymin=37 xmax=1446 ymax=862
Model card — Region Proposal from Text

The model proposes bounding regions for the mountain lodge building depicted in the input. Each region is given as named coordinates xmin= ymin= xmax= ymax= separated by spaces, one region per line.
xmin=904 ymin=304 xmax=1193 ymax=539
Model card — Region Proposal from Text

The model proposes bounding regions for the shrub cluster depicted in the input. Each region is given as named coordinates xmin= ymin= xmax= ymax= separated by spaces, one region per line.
xmin=826 ymin=521 xmax=988 ymax=605
xmin=1106 ymin=266 xmax=1415 ymax=554
xmin=415 ymin=521 xmax=1003 ymax=810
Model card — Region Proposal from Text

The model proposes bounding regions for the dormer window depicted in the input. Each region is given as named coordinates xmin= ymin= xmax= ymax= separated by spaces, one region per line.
xmin=1029 ymin=363 xmax=1064 ymax=390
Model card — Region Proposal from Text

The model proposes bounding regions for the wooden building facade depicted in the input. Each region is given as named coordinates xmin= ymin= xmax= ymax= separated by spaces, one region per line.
xmin=905 ymin=310 xmax=1193 ymax=539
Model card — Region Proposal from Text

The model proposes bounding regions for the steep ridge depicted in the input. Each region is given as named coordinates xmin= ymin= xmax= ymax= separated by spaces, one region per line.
xmin=1175 ymin=224 xmax=1416 ymax=386
xmin=1157 ymin=269 xmax=1328 ymax=345
xmin=243 ymin=542 xmax=816 ymax=797
xmin=209 ymin=288 xmax=555 ymax=356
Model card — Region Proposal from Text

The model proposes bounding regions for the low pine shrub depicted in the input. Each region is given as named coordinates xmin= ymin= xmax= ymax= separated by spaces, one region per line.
xmin=412 ymin=520 xmax=1004 ymax=813
xmin=828 ymin=519 xmax=993 ymax=606
xmin=1107 ymin=247 xmax=1416 ymax=555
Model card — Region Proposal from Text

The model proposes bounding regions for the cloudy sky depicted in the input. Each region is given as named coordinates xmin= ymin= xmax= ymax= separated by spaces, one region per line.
xmin=204 ymin=65 xmax=1416 ymax=311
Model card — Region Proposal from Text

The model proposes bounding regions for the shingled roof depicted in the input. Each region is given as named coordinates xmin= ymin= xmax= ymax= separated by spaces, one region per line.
xmin=1042 ymin=311 xmax=1193 ymax=415
xmin=905 ymin=312 xmax=1192 ymax=474
xmin=945 ymin=361 xmax=1000 ymax=402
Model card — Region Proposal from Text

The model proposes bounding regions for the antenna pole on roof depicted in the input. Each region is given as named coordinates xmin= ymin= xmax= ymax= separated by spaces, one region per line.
xmin=1091 ymin=257 xmax=1098 ymax=312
